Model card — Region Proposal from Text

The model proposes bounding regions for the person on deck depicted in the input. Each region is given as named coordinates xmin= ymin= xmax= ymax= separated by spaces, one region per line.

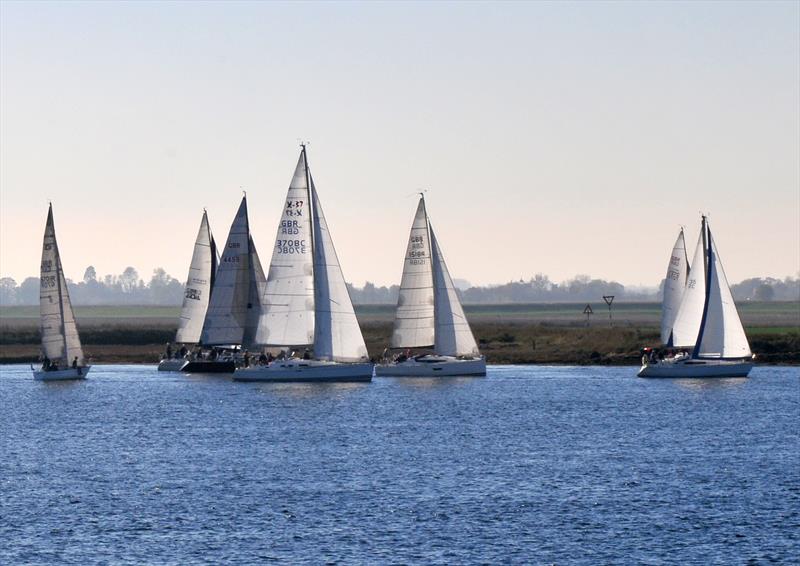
xmin=302 ymin=348 xmax=311 ymax=360
xmin=243 ymin=350 xmax=250 ymax=368
xmin=165 ymin=342 xmax=173 ymax=360
xmin=72 ymin=357 xmax=78 ymax=369
xmin=42 ymin=356 xmax=50 ymax=371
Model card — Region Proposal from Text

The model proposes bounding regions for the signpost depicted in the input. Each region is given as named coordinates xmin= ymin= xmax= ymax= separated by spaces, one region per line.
xmin=583 ymin=304 xmax=593 ymax=326
xmin=603 ymin=295 xmax=615 ymax=327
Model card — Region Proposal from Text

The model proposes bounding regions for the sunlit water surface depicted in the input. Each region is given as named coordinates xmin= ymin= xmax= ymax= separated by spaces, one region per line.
xmin=1 ymin=364 xmax=797 ymax=564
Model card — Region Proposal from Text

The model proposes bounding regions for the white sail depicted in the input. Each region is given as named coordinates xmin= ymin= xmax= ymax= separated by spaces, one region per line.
xmin=200 ymin=197 xmax=253 ymax=346
xmin=430 ymin=226 xmax=480 ymax=357
xmin=255 ymin=154 xmax=315 ymax=347
xmin=175 ymin=211 xmax=218 ymax=344
xmin=39 ymin=205 xmax=84 ymax=365
xmin=694 ymin=226 xmax=751 ymax=359
xmin=243 ymin=235 xmax=267 ymax=349
xmin=670 ymin=229 xmax=707 ymax=348
xmin=310 ymin=179 xmax=369 ymax=362
xmin=390 ymin=196 xmax=435 ymax=348
xmin=660 ymin=228 xmax=690 ymax=345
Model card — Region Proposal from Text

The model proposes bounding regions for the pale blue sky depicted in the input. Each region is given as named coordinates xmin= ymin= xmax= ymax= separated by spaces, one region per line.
xmin=1 ymin=1 xmax=798 ymax=287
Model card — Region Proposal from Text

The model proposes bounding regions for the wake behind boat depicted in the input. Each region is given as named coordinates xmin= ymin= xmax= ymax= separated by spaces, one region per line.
xmin=639 ymin=216 xmax=754 ymax=378
xmin=234 ymin=145 xmax=373 ymax=383
xmin=33 ymin=204 xmax=91 ymax=381
xmin=376 ymin=195 xmax=485 ymax=377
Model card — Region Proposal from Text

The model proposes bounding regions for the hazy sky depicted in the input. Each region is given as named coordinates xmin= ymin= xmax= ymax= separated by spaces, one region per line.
xmin=1 ymin=1 xmax=798 ymax=288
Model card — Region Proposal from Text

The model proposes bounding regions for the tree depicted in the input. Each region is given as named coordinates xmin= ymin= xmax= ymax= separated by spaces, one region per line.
xmin=83 ymin=266 xmax=97 ymax=283
xmin=120 ymin=267 xmax=139 ymax=294
xmin=17 ymin=277 xmax=41 ymax=305
xmin=754 ymin=284 xmax=775 ymax=302
xmin=0 ymin=277 xmax=17 ymax=305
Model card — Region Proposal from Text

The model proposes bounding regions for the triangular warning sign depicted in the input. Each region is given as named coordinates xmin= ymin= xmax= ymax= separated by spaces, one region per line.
xmin=583 ymin=304 xmax=593 ymax=314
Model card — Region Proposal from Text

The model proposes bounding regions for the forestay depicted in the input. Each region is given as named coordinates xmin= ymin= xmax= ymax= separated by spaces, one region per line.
xmin=694 ymin=226 xmax=751 ymax=359
xmin=310 ymin=179 xmax=369 ymax=362
xmin=200 ymin=197 xmax=258 ymax=346
xmin=390 ymin=197 xmax=435 ymax=348
xmin=255 ymin=153 xmax=315 ymax=347
xmin=39 ymin=205 xmax=84 ymax=365
xmin=175 ymin=211 xmax=218 ymax=344
xmin=670 ymin=229 xmax=707 ymax=348
xmin=430 ymin=227 xmax=479 ymax=357
xmin=660 ymin=228 xmax=690 ymax=345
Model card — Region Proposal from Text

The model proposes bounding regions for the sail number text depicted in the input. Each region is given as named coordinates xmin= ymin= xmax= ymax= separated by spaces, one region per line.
xmin=276 ymin=239 xmax=307 ymax=254
xmin=285 ymin=200 xmax=305 ymax=217
xmin=409 ymin=235 xmax=427 ymax=265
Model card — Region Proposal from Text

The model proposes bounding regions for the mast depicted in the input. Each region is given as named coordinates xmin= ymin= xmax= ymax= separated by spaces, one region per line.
xmin=49 ymin=206 xmax=69 ymax=361
xmin=681 ymin=227 xmax=690 ymax=284
xmin=207 ymin=209 xmax=218 ymax=294
xmin=693 ymin=216 xmax=713 ymax=358
xmin=302 ymin=143 xmax=316 ymax=291
xmin=420 ymin=192 xmax=435 ymax=326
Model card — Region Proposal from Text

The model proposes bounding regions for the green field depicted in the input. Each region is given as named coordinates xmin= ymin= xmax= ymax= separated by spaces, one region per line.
xmin=2 ymin=302 xmax=797 ymax=365
xmin=2 ymin=301 xmax=797 ymax=326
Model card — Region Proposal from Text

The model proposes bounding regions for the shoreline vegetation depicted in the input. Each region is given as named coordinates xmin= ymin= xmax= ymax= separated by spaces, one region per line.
xmin=1 ymin=302 xmax=798 ymax=366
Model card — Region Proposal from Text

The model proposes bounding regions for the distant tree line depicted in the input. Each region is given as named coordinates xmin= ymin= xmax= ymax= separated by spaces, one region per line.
xmin=0 ymin=266 xmax=184 ymax=306
xmin=0 ymin=267 xmax=797 ymax=306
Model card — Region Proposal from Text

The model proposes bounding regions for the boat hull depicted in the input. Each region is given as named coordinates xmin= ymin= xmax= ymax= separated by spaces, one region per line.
xmin=638 ymin=359 xmax=753 ymax=378
xmin=181 ymin=360 xmax=236 ymax=374
xmin=157 ymin=359 xmax=188 ymax=372
xmin=375 ymin=357 xmax=486 ymax=377
xmin=33 ymin=366 xmax=91 ymax=381
xmin=234 ymin=360 xmax=374 ymax=382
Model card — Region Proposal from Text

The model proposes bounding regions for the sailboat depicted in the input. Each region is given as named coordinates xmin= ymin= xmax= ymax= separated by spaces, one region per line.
xmin=234 ymin=145 xmax=373 ymax=382
xmin=660 ymin=227 xmax=690 ymax=346
xmin=638 ymin=216 xmax=754 ymax=378
xmin=375 ymin=194 xmax=485 ymax=377
xmin=33 ymin=204 xmax=91 ymax=381
xmin=158 ymin=210 xmax=219 ymax=371
xmin=181 ymin=195 xmax=267 ymax=373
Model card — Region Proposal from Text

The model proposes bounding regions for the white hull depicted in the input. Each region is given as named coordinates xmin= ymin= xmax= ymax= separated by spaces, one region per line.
xmin=376 ymin=356 xmax=486 ymax=377
xmin=157 ymin=359 xmax=189 ymax=372
xmin=33 ymin=366 xmax=91 ymax=381
xmin=638 ymin=359 xmax=753 ymax=378
xmin=234 ymin=359 xmax=374 ymax=382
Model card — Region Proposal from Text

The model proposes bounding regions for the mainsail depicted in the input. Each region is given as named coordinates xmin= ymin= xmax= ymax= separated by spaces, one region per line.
xmin=693 ymin=221 xmax=751 ymax=359
xmin=200 ymin=196 xmax=265 ymax=347
xmin=310 ymin=178 xmax=369 ymax=362
xmin=660 ymin=228 xmax=690 ymax=345
xmin=430 ymin=226 xmax=480 ymax=357
xmin=39 ymin=204 xmax=84 ymax=365
xmin=390 ymin=197 xmax=435 ymax=348
xmin=670 ymin=227 xmax=707 ymax=348
xmin=175 ymin=210 xmax=218 ymax=343
xmin=255 ymin=153 xmax=315 ymax=347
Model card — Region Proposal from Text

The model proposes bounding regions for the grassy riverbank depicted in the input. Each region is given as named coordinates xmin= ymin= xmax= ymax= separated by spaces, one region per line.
xmin=2 ymin=302 xmax=798 ymax=365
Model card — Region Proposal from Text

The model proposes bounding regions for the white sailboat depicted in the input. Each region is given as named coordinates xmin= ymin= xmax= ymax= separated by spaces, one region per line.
xmin=375 ymin=195 xmax=485 ymax=377
xmin=235 ymin=145 xmax=373 ymax=382
xmin=33 ymin=204 xmax=91 ymax=381
xmin=182 ymin=195 xmax=267 ymax=373
xmin=639 ymin=216 xmax=754 ymax=378
xmin=660 ymin=227 xmax=690 ymax=346
xmin=158 ymin=210 xmax=219 ymax=371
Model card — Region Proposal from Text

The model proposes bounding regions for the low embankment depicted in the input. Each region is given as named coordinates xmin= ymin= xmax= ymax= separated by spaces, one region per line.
xmin=1 ymin=302 xmax=798 ymax=365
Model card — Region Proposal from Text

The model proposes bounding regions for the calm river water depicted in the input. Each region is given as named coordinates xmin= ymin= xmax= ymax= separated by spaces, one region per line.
xmin=1 ymin=364 xmax=797 ymax=564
